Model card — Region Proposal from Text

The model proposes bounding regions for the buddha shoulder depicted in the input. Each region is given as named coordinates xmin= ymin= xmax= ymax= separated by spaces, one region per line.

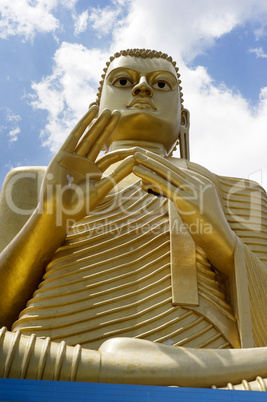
xmin=0 ymin=166 xmax=46 ymax=252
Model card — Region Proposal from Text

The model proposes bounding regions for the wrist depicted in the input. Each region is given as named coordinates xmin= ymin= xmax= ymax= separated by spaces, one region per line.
xmin=199 ymin=228 xmax=236 ymax=275
xmin=35 ymin=200 xmax=79 ymax=236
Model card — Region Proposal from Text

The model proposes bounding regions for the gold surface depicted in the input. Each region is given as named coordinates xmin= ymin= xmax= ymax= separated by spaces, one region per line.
xmin=169 ymin=198 xmax=198 ymax=306
xmin=1 ymin=49 xmax=267 ymax=389
xmin=12 ymin=182 xmax=234 ymax=350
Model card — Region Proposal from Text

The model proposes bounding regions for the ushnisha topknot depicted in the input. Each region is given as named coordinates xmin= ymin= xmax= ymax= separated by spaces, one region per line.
xmin=95 ymin=48 xmax=184 ymax=110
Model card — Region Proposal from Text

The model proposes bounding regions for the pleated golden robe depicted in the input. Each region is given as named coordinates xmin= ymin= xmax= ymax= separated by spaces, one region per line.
xmin=12 ymin=160 xmax=267 ymax=351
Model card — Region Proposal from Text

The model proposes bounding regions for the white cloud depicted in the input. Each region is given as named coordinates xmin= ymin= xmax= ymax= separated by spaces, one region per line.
xmin=29 ymin=0 xmax=267 ymax=184
xmin=254 ymin=24 xmax=267 ymax=40
xmin=0 ymin=0 xmax=77 ymax=41
xmin=0 ymin=107 xmax=22 ymax=143
xmin=6 ymin=108 xmax=21 ymax=123
xmin=180 ymin=65 xmax=267 ymax=182
xmin=249 ymin=47 xmax=267 ymax=58
xmin=73 ymin=1 xmax=127 ymax=38
xmin=74 ymin=9 xmax=89 ymax=35
xmin=88 ymin=5 xmax=121 ymax=38
xmin=8 ymin=127 xmax=20 ymax=142
xmin=111 ymin=0 xmax=267 ymax=62
xmin=30 ymin=42 xmax=109 ymax=152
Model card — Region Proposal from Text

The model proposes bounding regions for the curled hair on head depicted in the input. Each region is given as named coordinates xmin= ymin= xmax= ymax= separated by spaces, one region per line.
xmin=95 ymin=48 xmax=184 ymax=111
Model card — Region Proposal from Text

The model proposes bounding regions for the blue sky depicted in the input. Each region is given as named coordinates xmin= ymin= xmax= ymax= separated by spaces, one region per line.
xmin=0 ymin=0 xmax=267 ymax=189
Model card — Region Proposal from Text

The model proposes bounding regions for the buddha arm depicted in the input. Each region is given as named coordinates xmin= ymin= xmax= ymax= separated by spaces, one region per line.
xmin=0 ymin=167 xmax=57 ymax=327
xmin=0 ymin=207 xmax=68 ymax=328
xmin=0 ymin=108 xmax=128 ymax=328
xmin=0 ymin=167 xmax=47 ymax=253
xmin=132 ymin=151 xmax=236 ymax=276
xmin=1 ymin=329 xmax=267 ymax=388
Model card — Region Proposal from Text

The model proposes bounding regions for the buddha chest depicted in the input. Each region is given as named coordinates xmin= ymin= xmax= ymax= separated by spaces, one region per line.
xmin=12 ymin=182 xmax=238 ymax=349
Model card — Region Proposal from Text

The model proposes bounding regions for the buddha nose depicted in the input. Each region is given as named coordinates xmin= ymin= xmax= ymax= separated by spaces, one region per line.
xmin=132 ymin=76 xmax=153 ymax=97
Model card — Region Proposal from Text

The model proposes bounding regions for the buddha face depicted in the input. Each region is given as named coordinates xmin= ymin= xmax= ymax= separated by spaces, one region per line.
xmin=99 ymin=55 xmax=183 ymax=154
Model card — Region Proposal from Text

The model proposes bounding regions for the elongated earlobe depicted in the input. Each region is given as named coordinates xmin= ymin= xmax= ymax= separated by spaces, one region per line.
xmin=179 ymin=108 xmax=190 ymax=160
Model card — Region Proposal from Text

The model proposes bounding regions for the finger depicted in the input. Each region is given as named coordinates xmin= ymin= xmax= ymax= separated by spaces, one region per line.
xmin=135 ymin=151 xmax=202 ymax=187
xmin=96 ymin=147 xmax=146 ymax=172
xmin=87 ymin=110 xmax=121 ymax=161
xmin=61 ymin=106 xmax=99 ymax=152
xmin=75 ymin=109 xmax=112 ymax=157
xmin=132 ymin=165 xmax=177 ymax=201
xmin=96 ymin=156 xmax=135 ymax=198
xmin=134 ymin=152 xmax=191 ymax=191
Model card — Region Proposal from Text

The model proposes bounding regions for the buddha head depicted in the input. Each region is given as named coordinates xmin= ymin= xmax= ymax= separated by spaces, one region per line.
xmin=93 ymin=49 xmax=190 ymax=159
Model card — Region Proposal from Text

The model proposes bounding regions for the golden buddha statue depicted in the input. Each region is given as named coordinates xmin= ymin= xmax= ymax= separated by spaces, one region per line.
xmin=1 ymin=49 xmax=267 ymax=390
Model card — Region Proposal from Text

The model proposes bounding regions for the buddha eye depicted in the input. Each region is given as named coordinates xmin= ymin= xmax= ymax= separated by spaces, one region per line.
xmin=152 ymin=80 xmax=172 ymax=90
xmin=113 ymin=78 xmax=133 ymax=87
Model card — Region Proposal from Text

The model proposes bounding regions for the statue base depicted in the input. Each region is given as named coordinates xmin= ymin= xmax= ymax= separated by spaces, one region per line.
xmin=0 ymin=379 xmax=264 ymax=401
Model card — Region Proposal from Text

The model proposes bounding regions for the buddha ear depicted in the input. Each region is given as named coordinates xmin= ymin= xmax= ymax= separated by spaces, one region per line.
xmin=179 ymin=108 xmax=190 ymax=160
xmin=180 ymin=108 xmax=190 ymax=130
